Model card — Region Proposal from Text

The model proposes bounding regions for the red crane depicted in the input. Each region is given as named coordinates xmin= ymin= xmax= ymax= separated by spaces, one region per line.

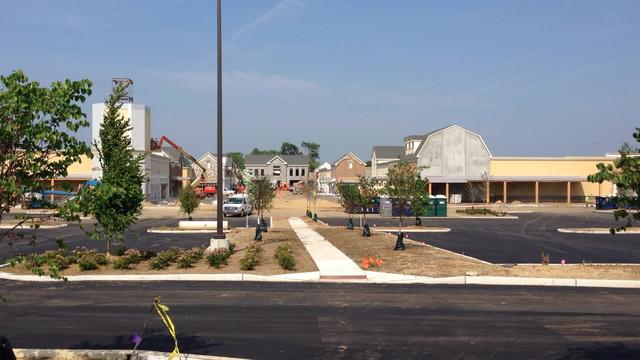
xmin=154 ymin=136 xmax=214 ymax=196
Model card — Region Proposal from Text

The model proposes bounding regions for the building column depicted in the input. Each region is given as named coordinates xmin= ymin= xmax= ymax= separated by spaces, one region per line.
xmin=567 ymin=181 xmax=571 ymax=204
xmin=485 ymin=181 xmax=490 ymax=204
xmin=535 ymin=181 xmax=539 ymax=204
xmin=445 ymin=183 xmax=450 ymax=201
xmin=503 ymin=181 xmax=507 ymax=203
xmin=50 ymin=179 xmax=55 ymax=202
xmin=428 ymin=182 xmax=432 ymax=195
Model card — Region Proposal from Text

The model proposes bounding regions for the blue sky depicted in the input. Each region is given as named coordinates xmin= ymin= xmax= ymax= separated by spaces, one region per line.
xmin=2 ymin=0 xmax=639 ymax=162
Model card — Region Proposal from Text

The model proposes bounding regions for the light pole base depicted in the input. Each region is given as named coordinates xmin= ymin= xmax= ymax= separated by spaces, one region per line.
xmin=207 ymin=237 xmax=230 ymax=252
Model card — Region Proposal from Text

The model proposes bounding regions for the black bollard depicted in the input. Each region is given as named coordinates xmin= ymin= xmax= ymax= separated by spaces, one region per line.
xmin=347 ymin=218 xmax=354 ymax=230
xmin=254 ymin=224 xmax=263 ymax=241
xmin=362 ymin=224 xmax=371 ymax=237
xmin=0 ymin=335 xmax=16 ymax=360
xmin=260 ymin=218 xmax=269 ymax=233
xmin=313 ymin=213 xmax=318 ymax=222
xmin=415 ymin=217 xmax=422 ymax=226
xmin=394 ymin=232 xmax=406 ymax=251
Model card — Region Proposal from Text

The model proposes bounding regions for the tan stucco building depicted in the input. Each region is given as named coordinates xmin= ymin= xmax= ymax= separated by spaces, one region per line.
xmin=371 ymin=125 xmax=616 ymax=204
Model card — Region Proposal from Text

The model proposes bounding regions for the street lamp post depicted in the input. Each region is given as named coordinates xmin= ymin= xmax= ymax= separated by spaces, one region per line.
xmin=213 ymin=0 xmax=225 ymax=240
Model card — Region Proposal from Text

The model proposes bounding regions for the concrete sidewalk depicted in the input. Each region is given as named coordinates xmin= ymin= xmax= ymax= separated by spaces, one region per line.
xmin=288 ymin=217 xmax=366 ymax=280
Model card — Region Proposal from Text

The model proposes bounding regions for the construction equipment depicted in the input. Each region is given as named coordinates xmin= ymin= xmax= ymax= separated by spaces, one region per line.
xmin=153 ymin=136 xmax=212 ymax=195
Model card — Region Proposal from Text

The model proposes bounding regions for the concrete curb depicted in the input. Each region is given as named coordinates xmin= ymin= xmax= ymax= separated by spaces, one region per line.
xmin=147 ymin=229 xmax=231 ymax=234
xmin=448 ymin=215 xmax=519 ymax=219
xmin=373 ymin=228 xmax=451 ymax=233
xmin=2 ymin=268 xmax=640 ymax=288
xmin=557 ymin=227 xmax=640 ymax=234
xmin=13 ymin=348 xmax=245 ymax=360
xmin=0 ymin=223 xmax=68 ymax=229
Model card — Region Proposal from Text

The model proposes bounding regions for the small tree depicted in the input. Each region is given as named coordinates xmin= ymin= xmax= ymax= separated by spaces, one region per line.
xmin=465 ymin=182 xmax=485 ymax=203
xmin=336 ymin=183 xmax=361 ymax=229
xmin=248 ymin=177 xmax=276 ymax=228
xmin=79 ymin=85 xmax=145 ymax=254
xmin=588 ymin=128 xmax=640 ymax=233
xmin=410 ymin=177 xmax=430 ymax=224
xmin=178 ymin=186 xmax=200 ymax=220
xmin=383 ymin=161 xmax=423 ymax=231
xmin=357 ymin=176 xmax=378 ymax=231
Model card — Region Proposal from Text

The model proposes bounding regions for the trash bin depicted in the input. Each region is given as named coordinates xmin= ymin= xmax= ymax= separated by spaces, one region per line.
xmin=434 ymin=195 xmax=447 ymax=217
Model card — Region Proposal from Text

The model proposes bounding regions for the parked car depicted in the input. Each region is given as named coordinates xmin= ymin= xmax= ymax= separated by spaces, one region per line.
xmin=223 ymin=194 xmax=252 ymax=217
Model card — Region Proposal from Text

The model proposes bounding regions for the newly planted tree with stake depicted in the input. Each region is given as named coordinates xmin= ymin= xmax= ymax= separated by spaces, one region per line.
xmin=248 ymin=177 xmax=276 ymax=238
xmin=336 ymin=183 xmax=361 ymax=230
xmin=383 ymin=161 xmax=425 ymax=249
xmin=78 ymin=84 xmax=145 ymax=254
xmin=178 ymin=186 xmax=200 ymax=221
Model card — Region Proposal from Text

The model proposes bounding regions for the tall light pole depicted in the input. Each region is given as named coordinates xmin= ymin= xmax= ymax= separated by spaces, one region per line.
xmin=213 ymin=0 xmax=225 ymax=240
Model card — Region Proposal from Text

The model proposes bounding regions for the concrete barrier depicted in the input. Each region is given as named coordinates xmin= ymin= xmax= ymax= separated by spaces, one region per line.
xmin=178 ymin=220 xmax=228 ymax=230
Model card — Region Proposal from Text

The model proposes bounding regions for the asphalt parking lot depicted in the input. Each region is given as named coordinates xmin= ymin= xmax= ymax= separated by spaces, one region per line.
xmin=0 ymin=216 xmax=265 ymax=262
xmin=321 ymin=211 xmax=640 ymax=264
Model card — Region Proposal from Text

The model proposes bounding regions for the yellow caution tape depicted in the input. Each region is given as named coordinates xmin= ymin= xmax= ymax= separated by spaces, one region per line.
xmin=154 ymin=297 xmax=180 ymax=360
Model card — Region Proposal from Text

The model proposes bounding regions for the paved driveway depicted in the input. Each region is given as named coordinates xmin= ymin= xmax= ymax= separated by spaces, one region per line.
xmin=321 ymin=212 xmax=640 ymax=264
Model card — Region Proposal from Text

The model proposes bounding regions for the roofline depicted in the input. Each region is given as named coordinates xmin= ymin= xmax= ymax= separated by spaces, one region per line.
xmin=266 ymin=155 xmax=288 ymax=165
xmin=414 ymin=125 xmax=493 ymax=158
xmin=334 ymin=152 xmax=366 ymax=166
xmin=490 ymin=156 xmax=612 ymax=161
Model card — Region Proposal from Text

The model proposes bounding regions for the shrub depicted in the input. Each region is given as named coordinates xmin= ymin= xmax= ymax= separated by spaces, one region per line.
xmin=176 ymin=248 xmax=205 ymax=269
xmin=456 ymin=207 xmax=507 ymax=217
xmin=49 ymin=254 xmax=70 ymax=271
xmin=240 ymin=244 xmax=263 ymax=271
xmin=112 ymin=256 xmax=134 ymax=270
xmin=207 ymin=248 xmax=232 ymax=269
xmin=278 ymin=253 xmax=296 ymax=270
xmin=541 ymin=251 xmax=550 ymax=265
xmin=274 ymin=244 xmax=296 ymax=270
xmin=78 ymin=255 xmax=99 ymax=271
xmin=123 ymin=249 xmax=144 ymax=264
xmin=274 ymin=244 xmax=292 ymax=260
xmin=149 ymin=248 xmax=182 ymax=270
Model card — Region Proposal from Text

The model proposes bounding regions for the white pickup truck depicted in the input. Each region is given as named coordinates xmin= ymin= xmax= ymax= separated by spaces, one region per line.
xmin=223 ymin=194 xmax=252 ymax=217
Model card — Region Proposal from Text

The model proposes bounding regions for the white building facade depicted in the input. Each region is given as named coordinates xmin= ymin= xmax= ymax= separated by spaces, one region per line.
xmin=91 ymin=102 xmax=171 ymax=202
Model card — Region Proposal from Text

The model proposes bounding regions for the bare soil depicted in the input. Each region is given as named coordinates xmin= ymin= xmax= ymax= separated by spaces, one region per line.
xmin=4 ymin=220 xmax=317 ymax=276
xmin=311 ymin=221 xmax=640 ymax=280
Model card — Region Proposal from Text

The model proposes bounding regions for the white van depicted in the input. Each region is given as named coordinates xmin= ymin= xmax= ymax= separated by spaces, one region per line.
xmin=223 ymin=194 xmax=252 ymax=217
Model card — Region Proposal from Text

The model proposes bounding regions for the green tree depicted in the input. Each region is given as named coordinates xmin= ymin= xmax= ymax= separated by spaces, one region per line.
xmin=225 ymin=151 xmax=245 ymax=170
xmin=383 ymin=161 xmax=423 ymax=231
xmin=0 ymin=70 xmax=92 ymax=224
xmin=357 ymin=176 xmax=378 ymax=227
xmin=301 ymin=141 xmax=320 ymax=171
xmin=79 ymin=85 xmax=145 ymax=253
xmin=250 ymin=148 xmax=279 ymax=156
xmin=0 ymin=70 xmax=92 ymax=288
xmin=588 ymin=128 xmax=640 ymax=233
xmin=248 ymin=177 xmax=276 ymax=228
xmin=336 ymin=183 xmax=361 ymax=228
xmin=178 ymin=186 xmax=200 ymax=221
xmin=280 ymin=142 xmax=302 ymax=155
xmin=410 ymin=177 xmax=430 ymax=221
